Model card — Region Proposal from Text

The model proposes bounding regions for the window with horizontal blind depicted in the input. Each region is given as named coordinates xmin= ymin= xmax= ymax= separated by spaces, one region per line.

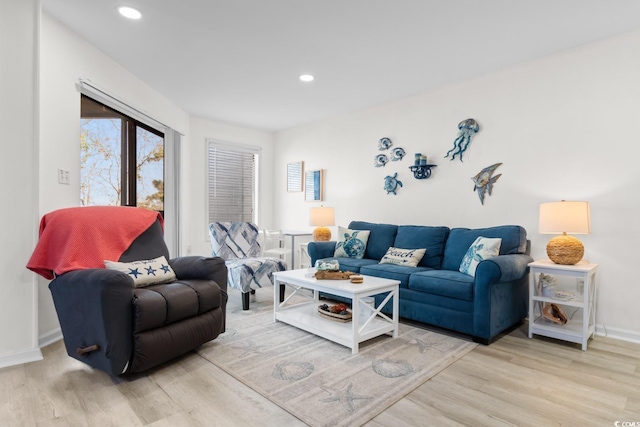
xmin=207 ymin=140 xmax=260 ymax=223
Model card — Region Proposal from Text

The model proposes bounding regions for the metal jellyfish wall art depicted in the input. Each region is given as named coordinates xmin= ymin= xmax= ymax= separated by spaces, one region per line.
xmin=445 ymin=118 xmax=480 ymax=162
xmin=471 ymin=163 xmax=502 ymax=205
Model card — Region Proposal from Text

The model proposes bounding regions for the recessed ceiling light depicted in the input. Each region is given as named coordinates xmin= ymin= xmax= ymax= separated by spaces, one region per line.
xmin=118 ymin=6 xmax=142 ymax=20
xmin=299 ymin=74 xmax=314 ymax=82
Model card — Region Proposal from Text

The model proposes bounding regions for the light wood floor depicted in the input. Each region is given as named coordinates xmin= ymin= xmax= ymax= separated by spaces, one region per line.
xmin=2 ymin=288 xmax=639 ymax=427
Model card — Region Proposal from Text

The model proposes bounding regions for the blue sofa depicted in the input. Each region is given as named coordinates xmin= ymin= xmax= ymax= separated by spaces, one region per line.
xmin=308 ymin=221 xmax=532 ymax=344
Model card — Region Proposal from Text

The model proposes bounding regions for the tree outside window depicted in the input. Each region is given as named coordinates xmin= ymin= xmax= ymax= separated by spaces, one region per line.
xmin=80 ymin=95 xmax=164 ymax=212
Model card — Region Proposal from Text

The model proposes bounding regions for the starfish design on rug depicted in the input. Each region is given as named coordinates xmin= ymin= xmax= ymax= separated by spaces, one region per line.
xmin=414 ymin=337 xmax=447 ymax=353
xmin=319 ymin=382 xmax=372 ymax=413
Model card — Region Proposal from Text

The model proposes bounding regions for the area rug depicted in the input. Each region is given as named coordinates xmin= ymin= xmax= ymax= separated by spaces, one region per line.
xmin=197 ymin=293 xmax=477 ymax=427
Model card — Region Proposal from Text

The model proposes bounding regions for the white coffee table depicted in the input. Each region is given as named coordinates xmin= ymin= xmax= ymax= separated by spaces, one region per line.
xmin=273 ymin=269 xmax=400 ymax=354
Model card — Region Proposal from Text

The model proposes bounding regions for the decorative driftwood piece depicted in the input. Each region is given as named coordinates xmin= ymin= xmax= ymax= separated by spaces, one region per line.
xmin=315 ymin=270 xmax=355 ymax=280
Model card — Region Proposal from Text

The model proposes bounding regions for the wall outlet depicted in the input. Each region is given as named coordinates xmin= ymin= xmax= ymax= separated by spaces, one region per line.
xmin=58 ymin=169 xmax=70 ymax=185
xmin=576 ymin=278 xmax=584 ymax=295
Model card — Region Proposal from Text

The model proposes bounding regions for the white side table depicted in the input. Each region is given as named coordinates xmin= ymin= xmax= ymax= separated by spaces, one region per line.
xmin=281 ymin=231 xmax=312 ymax=269
xmin=528 ymin=259 xmax=598 ymax=350
xmin=299 ymin=242 xmax=311 ymax=268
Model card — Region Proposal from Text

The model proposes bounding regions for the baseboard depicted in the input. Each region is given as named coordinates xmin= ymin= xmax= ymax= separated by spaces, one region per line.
xmin=595 ymin=324 xmax=640 ymax=344
xmin=0 ymin=347 xmax=43 ymax=369
xmin=39 ymin=328 xmax=63 ymax=348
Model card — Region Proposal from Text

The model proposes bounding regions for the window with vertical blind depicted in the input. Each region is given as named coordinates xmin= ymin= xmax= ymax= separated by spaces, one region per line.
xmin=207 ymin=140 xmax=260 ymax=224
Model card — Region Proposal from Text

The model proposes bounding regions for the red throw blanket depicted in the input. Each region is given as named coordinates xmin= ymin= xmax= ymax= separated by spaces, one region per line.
xmin=27 ymin=206 xmax=163 ymax=279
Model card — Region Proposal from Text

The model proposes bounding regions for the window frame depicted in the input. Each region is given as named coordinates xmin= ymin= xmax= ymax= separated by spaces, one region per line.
xmin=80 ymin=94 xmax=165 ymax=213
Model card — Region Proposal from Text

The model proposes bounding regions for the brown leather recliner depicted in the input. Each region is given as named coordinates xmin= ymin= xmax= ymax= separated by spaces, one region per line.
xmin=28 ymin=206 xmax=227 ymax=376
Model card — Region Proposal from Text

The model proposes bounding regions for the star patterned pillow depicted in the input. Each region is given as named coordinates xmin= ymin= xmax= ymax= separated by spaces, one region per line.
xmin=104 ymin=255 xmax=177 ymax=287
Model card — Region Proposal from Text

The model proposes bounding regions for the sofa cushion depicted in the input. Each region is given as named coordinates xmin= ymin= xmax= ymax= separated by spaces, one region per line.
xmin=408 ymin=270 xmax=474 ymax=301
xmin=348 ymin=221 xmax=398 ymax=260
xmin=459 ymin=237 xmax=502 ymax=277
xmin=442 ymin=225 xmax=527 ymax=271
xmin=379 ymin=247 xmax=426 ymax=267
xmin=329 ymin=257 xmax=379 ymax=273
xmin=334 ymin=227 xmax=370 ymax=259
xmin=361 ymin=263 xmax=432 ymax=288
xmin=394 ymin=225 xmax=450 ymax=268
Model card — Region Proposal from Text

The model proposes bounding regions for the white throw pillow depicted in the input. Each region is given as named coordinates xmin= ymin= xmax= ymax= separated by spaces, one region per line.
xmin=459 ymin=237 xmax=502 ymax=277
xmin=334 ymin=227 xmax=370 ymax=259
xmin=104 ymin=255 xmax=177 ymax=287
xmin=379 ymin=247 xmax=426 ymax=267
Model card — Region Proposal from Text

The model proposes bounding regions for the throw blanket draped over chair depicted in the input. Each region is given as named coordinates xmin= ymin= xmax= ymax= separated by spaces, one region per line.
xmin=209 ymin=222 xmax=287 ymax=310
xmin=27 ymin=206 xmax=162 ymax=279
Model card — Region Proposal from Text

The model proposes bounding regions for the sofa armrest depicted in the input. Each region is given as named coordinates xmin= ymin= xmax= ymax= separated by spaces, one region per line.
xmin=169 ymin=256 xmax=228 ymax=293
xmin=472 ymin=254 xmax=533 ymax=341
xmin=308 ymin=241 xmax=337 ymax=265
xmin=480 ymin=254 xmax=533 ymax=283
xmin=49 ymin=269 xmax=135 ymax=376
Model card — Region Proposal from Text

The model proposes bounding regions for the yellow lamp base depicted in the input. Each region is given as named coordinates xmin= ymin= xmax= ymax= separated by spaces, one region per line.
xmin=546 ymin=234 xmax=584 ymax=265
xmin=313 ymin=226 xmax=332 ymax=241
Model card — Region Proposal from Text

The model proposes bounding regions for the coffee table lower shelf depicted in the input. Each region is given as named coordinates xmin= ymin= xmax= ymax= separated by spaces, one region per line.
xmin=276 ymin=303 xmax=396 ymax=352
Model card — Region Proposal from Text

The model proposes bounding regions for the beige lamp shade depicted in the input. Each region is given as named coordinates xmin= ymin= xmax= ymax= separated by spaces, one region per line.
xmin=309 ymin=206 xmax=335 ymax=241
xmin=539 ymin=201 xmax=591 ymax=265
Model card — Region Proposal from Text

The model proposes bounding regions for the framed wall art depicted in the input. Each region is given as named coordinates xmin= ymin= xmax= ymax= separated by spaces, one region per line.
xmin=305 ymin=169 xmax=324 ymax=201
xmin=287 ymin=161 xmax=303 ymax=192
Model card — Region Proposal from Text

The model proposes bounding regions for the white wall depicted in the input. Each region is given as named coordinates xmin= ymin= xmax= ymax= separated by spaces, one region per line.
xmin=0 ymin=0 xmax=42 ymax=366
xmin=187 ymin=117 xmax=276 ymax=257
xmin=274 ymin=30 xmax=640 ymax=342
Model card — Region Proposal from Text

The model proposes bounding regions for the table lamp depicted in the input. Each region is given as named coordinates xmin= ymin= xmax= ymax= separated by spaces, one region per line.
xmin=539 ymin=201 xmax=591 ymax=265
xmin=309 ymin=206 xmax=335 ymax=241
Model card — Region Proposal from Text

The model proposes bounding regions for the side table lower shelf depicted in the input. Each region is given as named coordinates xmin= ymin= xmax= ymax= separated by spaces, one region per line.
xmin=529 ymin=316 xmax=594 ymax=346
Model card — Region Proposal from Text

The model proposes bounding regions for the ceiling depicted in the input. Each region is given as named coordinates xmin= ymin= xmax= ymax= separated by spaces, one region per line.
xmin=42 ymin=0 xmax=640 ymax=131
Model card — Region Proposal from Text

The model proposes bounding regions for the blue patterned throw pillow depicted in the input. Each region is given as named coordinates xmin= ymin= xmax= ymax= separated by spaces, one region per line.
xmin=334 ymin=227 xmax=370 ymax=259
xmin=459 ymin=236 xmax=502 ymax=277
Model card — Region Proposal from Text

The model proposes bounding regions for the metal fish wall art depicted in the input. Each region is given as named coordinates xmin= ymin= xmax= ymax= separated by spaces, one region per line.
xmin=471 ymin=163 xmax=502 ymax=205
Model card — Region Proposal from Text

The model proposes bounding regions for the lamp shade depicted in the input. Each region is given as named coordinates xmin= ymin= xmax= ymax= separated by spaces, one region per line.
xmin=309 ymin=207 xmax=335 ymax=227
xmin=309 ymin=207 xmax=335 ymax=241
xmin=539 ymin=201 xmax=591 ymax=265
xmin=539 ymin=201 xmax=591 ymax=234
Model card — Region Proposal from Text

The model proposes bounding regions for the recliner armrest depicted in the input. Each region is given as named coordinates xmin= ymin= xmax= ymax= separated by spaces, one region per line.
xmin=169 ymin=256 xmax=228 ymax=293
xmin=49 ymin=269 xmax=135 ymax=376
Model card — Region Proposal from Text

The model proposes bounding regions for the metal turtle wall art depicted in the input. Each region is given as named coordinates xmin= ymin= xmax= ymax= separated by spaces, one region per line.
xmin=384 ymin=172 xmax=403 ymax=195
xmin=445 ymin=118 xmax=480 ymax=162
xmin=471 ymin=163 xmax=502 ymax=205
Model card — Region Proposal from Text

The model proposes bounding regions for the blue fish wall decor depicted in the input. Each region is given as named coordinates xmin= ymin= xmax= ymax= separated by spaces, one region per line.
xmin=471 ymin=163 xmax=502 ymax=205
